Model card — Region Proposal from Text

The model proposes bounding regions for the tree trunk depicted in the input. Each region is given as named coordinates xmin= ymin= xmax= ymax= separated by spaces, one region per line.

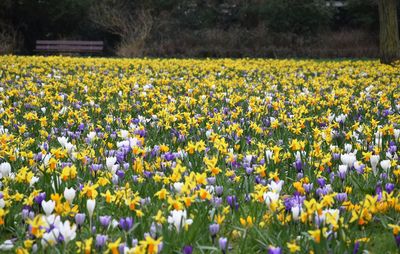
xmin=378 ymin=0 xmax=400 ymax=64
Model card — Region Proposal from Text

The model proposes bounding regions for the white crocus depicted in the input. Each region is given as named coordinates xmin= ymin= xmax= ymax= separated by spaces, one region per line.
xmin=43 ymin=214 xmax=61 ymax=229
xmin=265 ymin=150 xmax=273 ymax=163
xmin=344 ymin=144 xmax=352 ymax=153
xmin=65 ymin=142 xmax=76 ymax=153
xmin=117 ymin=140 xmax=130 ymax=148
xmin=0 ymin=162 xmax=11 ymax=178
xmin=380 ymin=160 xmax=391 ymax=173
xmin=87 ymin=131 xmax=96 ymax=141
xmin=129 ymin=137 xmax=141 ymax=149
xmin=41 ymin=228 xmax=60 ymax=248
xmin=30 ymin=176 xmax=39 ymax=186
xmin=328 ymin=114 xmax=335 ymax=123
xmin=51 ymin=176 xmax=62 ymax=193
xmin=57 ymin=137 xmax=69 ymax=148
xmin=167 ymin=209 xmax=193 ymax=232
xmin=42 ymin=153 xmax=52 ymax=166
xmin=263 ymin=191 xmax=280 ymax=208
xmin=374 ymin=131 xmax=383 ymax=148
xmin=340 ymin=153 xmax=356 ymax=168
xmin=106 ymin=157 xmax=117 ymax=171
xmin=0 ymin=125 xmax=8 ymax=134
xmin=370 ymin=155 xmax=380 ymax=175
xmin=58 ymin=220 xmax=77 ymax=244
xmin=291 ymin=206 xmax=302 ymax=221
xmin=386 ymin=151 xmax=398 ymax=160
xmin=111 ymin=219 xmax=120 ymax=229
xmin=59 ymin=106 xmax=67 ymax=115
xmin=41 ymin=200 xmax=55 ymax=216
xmin=87 ymin=199 xmax=96 ymax=218
xmin=64 ymin=187 xmax=76 ymax=204
xmin=176 ymin=149 xmax=187 ymax=159
xmin=294 ymin=151 xmax=306 ymax=161
xmin=173 ymin=182 xmax=184 ymax=194
xmin=120 ymin=130 xmax=129 ymax=139
xmin=335 ymin=114 xmax=347 ymax=123
xmin=394 ymin=129 xmax=400 ymax=140
xmin=0 ymin=199 xmax=5 ymax=209
xmin=244 ymin=155 xmax=253 ymax=164
xmin=206 ymin=185 xmax=215 ymax=194
xmin=0 ymin=240 xmax=14 ymax=251
xmin=338 ymin=165 xmax=348 ymax=174
xmin=268 ymin=180 xmax=284 ymax=193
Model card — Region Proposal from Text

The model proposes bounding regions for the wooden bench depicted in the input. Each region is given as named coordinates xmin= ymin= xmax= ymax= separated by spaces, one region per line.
xmin=35 ymin=40 xmax=104 ymax=55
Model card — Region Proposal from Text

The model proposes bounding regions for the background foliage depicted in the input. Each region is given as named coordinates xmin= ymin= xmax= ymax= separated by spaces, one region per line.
xmin=0 ymin=0 xmax=398 ymax=57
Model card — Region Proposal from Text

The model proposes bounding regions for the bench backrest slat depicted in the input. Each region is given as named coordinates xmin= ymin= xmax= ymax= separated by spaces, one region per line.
xmin=36 ymin=45 xmax=103 ymax=50
xmin=35 ymin=40 xmax=104 ymax=54
xmin=36 ymin=40 xmax=104 ymax=46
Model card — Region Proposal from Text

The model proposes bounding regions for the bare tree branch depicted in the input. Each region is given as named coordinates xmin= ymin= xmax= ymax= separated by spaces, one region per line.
xmin=89 ymin=0 xmax=153 ymax=43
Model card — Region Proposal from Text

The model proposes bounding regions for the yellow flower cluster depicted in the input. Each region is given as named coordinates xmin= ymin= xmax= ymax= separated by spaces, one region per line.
xmin=0 ymin=56 xmax=398 ymax=253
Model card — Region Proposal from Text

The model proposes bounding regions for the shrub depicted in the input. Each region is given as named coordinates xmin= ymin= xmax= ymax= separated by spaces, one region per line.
xmin=259 ymin=0 xmax=333 ymax=35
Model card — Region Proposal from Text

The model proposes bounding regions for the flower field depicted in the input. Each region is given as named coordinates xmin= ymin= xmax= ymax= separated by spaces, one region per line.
xmin=0 ymin=56 xmax=399 ymax=253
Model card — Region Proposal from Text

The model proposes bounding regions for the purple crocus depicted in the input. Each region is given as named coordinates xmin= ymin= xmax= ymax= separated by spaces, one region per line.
xmin=34 ymin=153 xmax=42 ymax=162
xmin=215 ymin=186 xmax=224 ymax=196
xmin=75 ymin=213 xmax=86 ymax=226
xmin=90 ymin=164 xmax=103 ymax=172
xmin=78 ymin=123 xmax=85 ymax=131
xmin=219 ymin=237 xmax=228 ymax=254
xmin=116 ymin=170 xmax=125 ymax=179
xmin=317 ymin=178 xmax=326 ymax=187
xmin=182 ymin=245 xmax=193 ymax=254
xmin=245 ymin=167 xmax=253 ymax=175
xmin=209 ymin=223 xmax=220 ymax=236
xmin=118 ymin=243 xmax=126 ymax=254
xmin=297 ymin=173 xmax=304 ymax=180
xmin=380 ymin=173 xmax=388 ymax=180
xmin=143 ymin=171 xmax=152 ymax=178
xmin=385 ymin=183 xmax=395 ymax=194
xmin=207 ymin=177 xmax=216 ymax=185
xmin=284 ymin=195 xmax=305 ymax=211
xmin=95 ymin=234 xmax=108 ymax=248
xmin=335 ymin=193 xmax=348 ymax=202
xmin=376 ymin=185 xmax=382 ymax=196
xmin=119 ymin=217 xmax=134 ymax=231
xmin=164 ymin=152 xmax=175 ymax=161
xmin=21 ymin=208 xmax=31 ymax=219
xmin=352 ymin=241 xmax=360 ymax=254
xmin=116 ymin=151 xmax=125 ymax=163
xmin=151 ymin=146 xmax=160 ymax=157
xmin=226 ymin=195 xmax=239 ymax=210
xmin=316 ymin=185 xmax=331 ymax=197
xmin=332 ymin=153 xmax=341 ymax=161
xmin=268 ymin=246 xmax=282 ymax=254
xmin=294 ymin=159 xmax=303 ymax=172
xmin=303 ymin=183 xmax=313 ymax=193
xmin=355 ymin=164 xmax=365 ymax=174
xmin=34 ymin=192 xmax=46 ymax=205
xmin=211 ymin=197 xmax=223 ymax=208
xmin=99 ymin=215 xmax=112 ymax=228
xmin=389 ymin=144 xmax=397 ymax=154
xmin=395 ymin=234 xmax=400 ymax=247
xmin=110 ymin=133 xmax=117 ymax=139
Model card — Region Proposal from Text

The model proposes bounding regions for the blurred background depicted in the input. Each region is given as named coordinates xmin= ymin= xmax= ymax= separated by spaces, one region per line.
xmin=0 ymin=0 xmax=396 ymax=58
